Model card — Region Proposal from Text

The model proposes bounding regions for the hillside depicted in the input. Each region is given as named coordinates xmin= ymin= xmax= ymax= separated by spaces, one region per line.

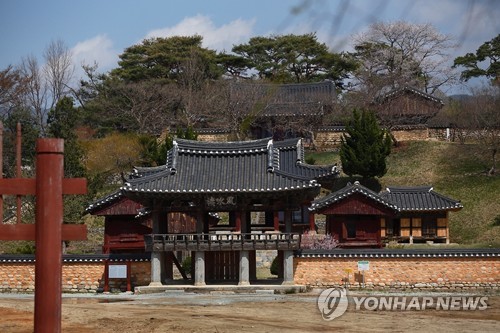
xmin=307 ymin=141 xmax=500 ymax=246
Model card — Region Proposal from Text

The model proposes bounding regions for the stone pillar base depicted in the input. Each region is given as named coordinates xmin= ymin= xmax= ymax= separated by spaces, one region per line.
xmin=148 ymin=281 xmax=164 ymax=287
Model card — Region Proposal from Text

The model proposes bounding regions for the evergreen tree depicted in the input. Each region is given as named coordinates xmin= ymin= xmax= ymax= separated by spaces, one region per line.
xmin=340 ymin=109 xmax=392 ymax=178
xmin=47 ymin=96 xmax=85 ymax=177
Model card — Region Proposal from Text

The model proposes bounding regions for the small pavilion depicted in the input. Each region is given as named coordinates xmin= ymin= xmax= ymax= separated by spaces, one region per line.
xmin=89 ymin=137 xmax=338 ymax=286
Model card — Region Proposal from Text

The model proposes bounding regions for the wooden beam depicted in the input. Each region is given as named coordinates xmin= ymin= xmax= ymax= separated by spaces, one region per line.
xmin=0 ymin=224 xmax=87 ymax=241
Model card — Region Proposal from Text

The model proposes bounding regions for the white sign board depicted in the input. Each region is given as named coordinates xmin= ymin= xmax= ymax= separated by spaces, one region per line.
xmin=108 ymin=264 xmax=127 ymax=278
xmin=358 ymin=260 xmax=370 ymax=271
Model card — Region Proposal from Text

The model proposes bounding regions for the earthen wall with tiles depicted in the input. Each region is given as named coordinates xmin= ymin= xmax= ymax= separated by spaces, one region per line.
xmin=0 ymin=261 xmax=150 ymax=293
xmin=294 ymin=256 xmax=500 ymax=290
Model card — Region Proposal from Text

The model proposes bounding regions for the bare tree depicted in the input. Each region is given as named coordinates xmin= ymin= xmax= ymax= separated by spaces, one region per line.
xmin=467 ymin=86 xmax=500 ymax=175
xmin=0 ymin=65 xmax=27 ymax=117
xmin=18 ymin=55 xmax=49 ymax=133
xmin=43 ymin=39 xmax=74 ymax=108
xmin=352 ymin=21 xmax=458 ymax=96
xmin=111 ymin=81 xmax=181 ymax=135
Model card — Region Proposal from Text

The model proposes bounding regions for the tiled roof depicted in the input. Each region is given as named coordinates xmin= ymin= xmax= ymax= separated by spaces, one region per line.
xmin=380 ymin=186 xmax=463 ymax=211
xmin=273 ymin=138 xmax=339 ymax=181
xmin=121 ymin=138 xmax=326 ymax=197
xmin=85 ymin=190 xmax=123 ymax=214
xmin=376 ymin=85 xmax=444 ymax=105
xmin=231 ymin=81 xmax=336 ymax=117
xmin=310 ymin=183 xmax=463 ymax=213
xmin=310 ymin=181 xmax=397 ymax=212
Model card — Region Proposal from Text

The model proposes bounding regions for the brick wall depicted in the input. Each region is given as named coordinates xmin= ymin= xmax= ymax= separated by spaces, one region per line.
xmin=0 ymin=261 xmax=151 ymax=293
xmin=294 ymin=256 xmax=500 ymax=290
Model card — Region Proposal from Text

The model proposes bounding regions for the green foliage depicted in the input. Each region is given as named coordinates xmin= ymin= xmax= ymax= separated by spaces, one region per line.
xmin=138 ymin=127 xmax=197 ymax=167
xmin=232 ymin=33 xmax=357 ymax=88
xmin=13 ymin=242 xmax=36 ymax=254
xmin=453 ymin=34 xmax=500 ymax=84
xmin=339 ymin=109 xmax=392 ymax=178
xmin=1 ymin=107 xmax=39 ymax=177
xmin=305 ymin=156 xmax=316 ymax=165
xmin=47 ymin=96 xmax=86 ymax=177
xmin=270 ymin=256 xmax=279 ymax=276
xmin=492 ymin=215 xmax=500 ymax=227
xmin=181 ymin=256 xmax=192 ymax=276
xmin=111 ymin=36 xmax=223 ymax=83
xmin=313 ymin=141 xmax=500 ymax=245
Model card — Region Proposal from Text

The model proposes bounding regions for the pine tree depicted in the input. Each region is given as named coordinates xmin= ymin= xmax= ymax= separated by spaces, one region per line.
xmin=339 ymin=109 xmax=392 ymax=178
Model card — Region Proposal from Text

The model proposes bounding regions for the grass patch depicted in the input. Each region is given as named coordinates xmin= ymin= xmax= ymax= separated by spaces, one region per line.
xmin=306 ymin=141 xmax=500 ymax=246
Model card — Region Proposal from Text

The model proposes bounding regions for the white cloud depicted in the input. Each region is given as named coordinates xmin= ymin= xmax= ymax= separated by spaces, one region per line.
xmin=71 ymin=34 xmax=119 ymax=79
xmin=143 ymin=14 xmax=255 ymax=52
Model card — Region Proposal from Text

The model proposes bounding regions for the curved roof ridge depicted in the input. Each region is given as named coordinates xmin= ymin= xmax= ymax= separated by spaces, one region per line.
xmin=176 ymin=137 xmax=271 ymax=149
xmin=85 ymin=189 xmax=124 ymax=214
xmin=385 ymin=185 xmax=433 ymax=193
xmin=380 ymin=185 xmax=463 ymax=211
xmin=310 ymin=181 xmax=398 ymax=212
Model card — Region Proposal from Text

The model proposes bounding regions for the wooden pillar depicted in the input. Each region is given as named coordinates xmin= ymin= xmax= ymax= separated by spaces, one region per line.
xmin=235 ymin=211 xmax=241 ymax=232
xmin=284 ymin=210 xmax=292 ymax=233
xmin=103 ymin=260 xmax=110 ymax=292
xmin=249 ymin=251 xmax=257 ymax=282
xmin=126 ymin=260 xmax=132 ymax=292
xmin=309 ymin=212 xmax=315 ymax=232
xmin=273 ymin=211 xmax=280 ymax=231
xmin=34 ymin=139 xmax=64 ymax=332
xmin=196 ymin=209 xmax=205 ymax=234
xmin=165 ymin=252 xmax=173 ymax=282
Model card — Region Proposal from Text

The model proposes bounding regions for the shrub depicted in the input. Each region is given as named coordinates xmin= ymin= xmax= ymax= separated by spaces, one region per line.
xmin=300 ymin=231 xmax=339 ymax=250
xmin=181 ymin=256 xmax=192 ymax=276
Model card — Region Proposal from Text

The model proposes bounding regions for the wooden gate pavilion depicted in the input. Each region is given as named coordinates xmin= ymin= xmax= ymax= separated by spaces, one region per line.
xmin=108 ymin=137 xmax=338 ymax=286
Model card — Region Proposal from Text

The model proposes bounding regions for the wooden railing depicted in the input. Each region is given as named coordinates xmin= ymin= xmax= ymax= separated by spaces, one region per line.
xmin=144 ymin=233 xmax=301 ymax=252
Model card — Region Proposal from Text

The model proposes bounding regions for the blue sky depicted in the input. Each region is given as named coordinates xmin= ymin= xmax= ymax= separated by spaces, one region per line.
xmin=1 ymin=0 xmax=498 ymax=93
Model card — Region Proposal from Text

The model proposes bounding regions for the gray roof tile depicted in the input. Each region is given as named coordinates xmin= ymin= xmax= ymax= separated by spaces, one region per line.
xmin=121 ymin=138 xmax=335 ymax=197
xmin=380 ymin=186 xmax=463 ymax=211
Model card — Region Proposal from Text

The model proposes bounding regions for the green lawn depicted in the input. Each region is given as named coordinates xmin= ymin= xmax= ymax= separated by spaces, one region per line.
xmin=306 ymin=141 xmax=500 ymax=246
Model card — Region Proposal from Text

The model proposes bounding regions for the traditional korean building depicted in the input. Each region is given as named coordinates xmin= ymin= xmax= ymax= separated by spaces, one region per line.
xmin=379 ymin=186 xmax=463 ymax=244
xmin=309 ymin=182 xmax=463 ymax=247
xmin=87 ymin=137 xmax=339 ymax=286
xmin=372 ymin=85 xmax=444 ymax=125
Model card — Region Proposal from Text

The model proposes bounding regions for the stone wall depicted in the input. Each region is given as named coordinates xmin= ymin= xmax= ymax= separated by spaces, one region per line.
xmin=313 ymin=131 xmax=343 ymax=150
xmin=313 ymin=127 xmax=431 ymax=150
xmin=0 ymin=261 xmax=151 ymax=293
xmin=391 ymin=128 xmax=429 ymax=142
xmin=294 ymin=254 xmax=500 ymax=291
xmin=197 ymin=132 xmax=231 ymax=142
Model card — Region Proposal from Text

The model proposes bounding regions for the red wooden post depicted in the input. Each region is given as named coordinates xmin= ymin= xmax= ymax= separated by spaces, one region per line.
xmin=0 ymin=130 xmax=87 ymax=332
xmin=126 ymin=260 xmax=132 ymax=292
xmin=235 ymin=211 xmax=242 ymax=232
xmin=34 ymin=139 xmax=64 ymax=332
xmin=104 ymin=260 xmax=110 ymax=292
xmin=309 ymin=212 xmax=315 ymax=232
xmin=0 ymin=121 xmax=3 ymax=220
xmin=16 ymin=123 xmax=22 ymax=223
xmin=273 ymin=211 xmax=280 ymax=231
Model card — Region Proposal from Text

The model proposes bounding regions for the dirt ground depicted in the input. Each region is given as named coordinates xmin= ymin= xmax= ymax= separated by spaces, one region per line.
xmin=0 ymin=291 xmax=499 ymax=333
